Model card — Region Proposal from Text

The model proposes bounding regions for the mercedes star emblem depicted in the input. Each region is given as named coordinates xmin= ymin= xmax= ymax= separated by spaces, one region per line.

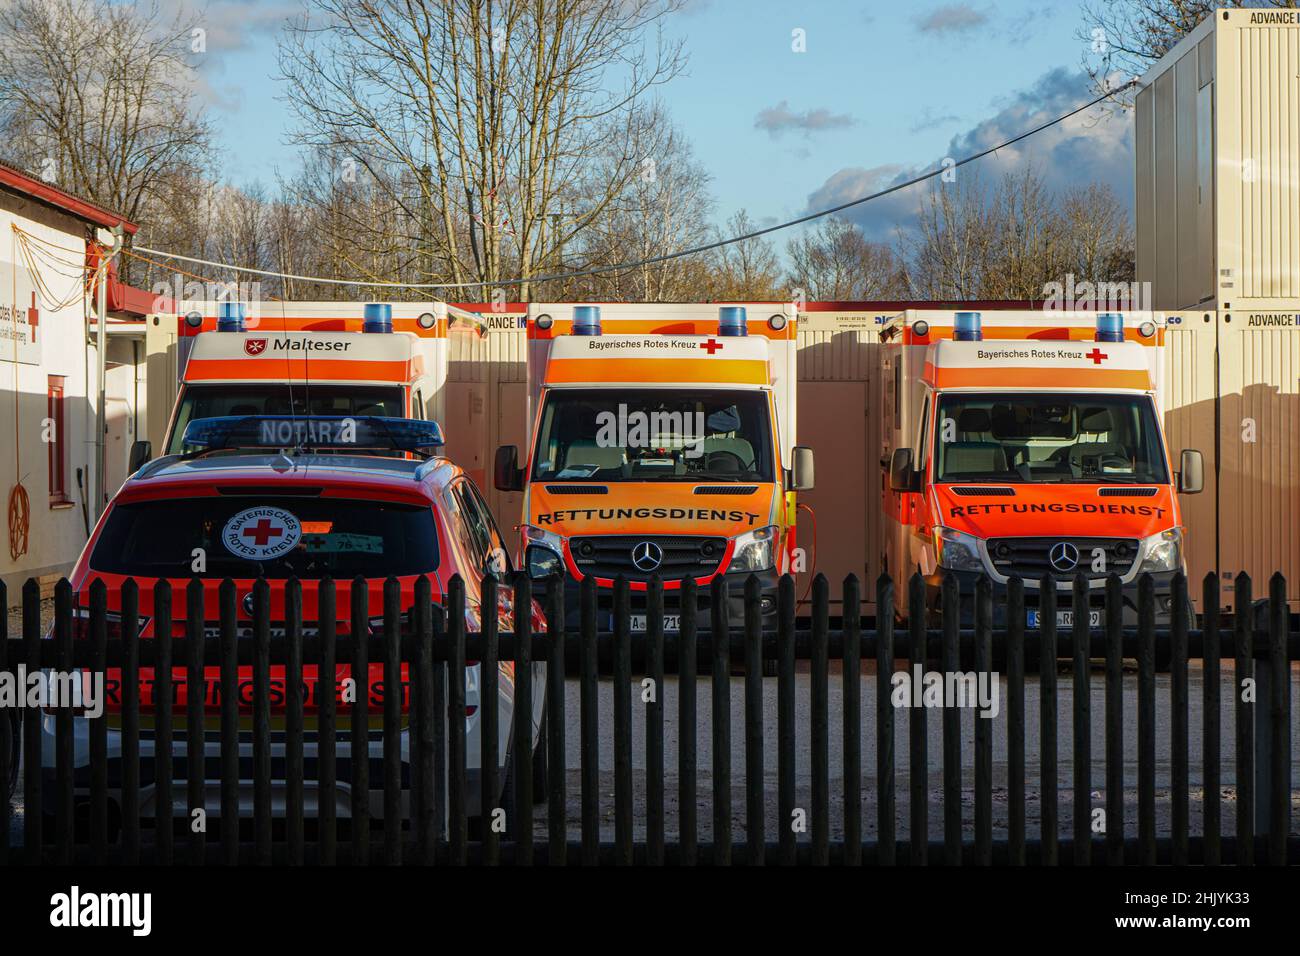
xmin=1049 ymin=541 xmax=1080 ymax=573
xmin=631 ymin=540 xmax=664 ymax=573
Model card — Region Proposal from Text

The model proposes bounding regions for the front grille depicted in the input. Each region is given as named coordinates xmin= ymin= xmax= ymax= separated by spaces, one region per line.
xmin=569 ymin=534 xmax=727 ymax=582
xmin=951 ymin=486 xmax=1015 ymax=496
xmin=694 ymin=486 xmax=758 ymax=495
xmin=1097 ymin=487 xmax=1158 ymax=497
xmin=545 ymin=484 xmax=608 ymax=495
xmin=986 ymin=536 xmax=1140 ymax=581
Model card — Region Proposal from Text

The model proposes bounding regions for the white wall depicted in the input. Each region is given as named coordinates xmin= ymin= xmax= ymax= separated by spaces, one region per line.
xmin=0 ymin=192 xmax=98 ymax=599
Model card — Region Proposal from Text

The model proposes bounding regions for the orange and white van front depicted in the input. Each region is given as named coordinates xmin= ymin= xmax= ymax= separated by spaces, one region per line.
xmin=880 ymin=310 xmax=1205 ymax=628
xmin=140 ymin=301 xmax=459 ymax=466
xmin=495 ymin=304 xmax=814 ymax=633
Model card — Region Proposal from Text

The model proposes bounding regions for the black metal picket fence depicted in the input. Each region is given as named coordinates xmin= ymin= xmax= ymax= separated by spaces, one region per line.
xmin=0 ymin=569 xmax=1295 ymax=865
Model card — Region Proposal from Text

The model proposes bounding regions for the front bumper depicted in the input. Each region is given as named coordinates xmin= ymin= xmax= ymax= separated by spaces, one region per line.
xmin=537 ymin=568 xmax=782 ymax=634
xmin=924 ymin=568 xmax=1182 ymax=627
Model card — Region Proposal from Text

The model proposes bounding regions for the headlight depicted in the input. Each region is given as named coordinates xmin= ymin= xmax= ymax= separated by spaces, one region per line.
xmin=934 ymin=526 xmax=984 ymax=572
xmin=523 ymin=525 xmax=565 ymax=580
xmin=728 ymin=525 xmax=777 ymax=574
xmin=1138 ymin=528 xmax=1182 ymax=573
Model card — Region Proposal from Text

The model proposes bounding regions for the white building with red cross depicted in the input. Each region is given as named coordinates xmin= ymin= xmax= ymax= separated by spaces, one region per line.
xmin=0 ymin=160 xmax=154 ymax=604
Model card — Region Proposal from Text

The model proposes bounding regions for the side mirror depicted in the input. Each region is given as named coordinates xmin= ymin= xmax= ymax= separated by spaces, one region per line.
xmin=889 ymin=448 xmax=919 ymax=493
xmin=1178 ymin=449 xmax=1204 ymax=494
xmin=128 ymin=440 xmax=152 ymax=474
xmin=791 ymin=446 xmax=815 ymax=491
xmin=494 ymin=445 xmax=524 ymax=492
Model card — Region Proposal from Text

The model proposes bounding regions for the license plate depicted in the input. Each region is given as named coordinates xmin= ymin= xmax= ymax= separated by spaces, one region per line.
xmin=1027 ymin=610 xmax=1102 ymax=628
xmin=629 ymin=614 xmax=681 ymax=633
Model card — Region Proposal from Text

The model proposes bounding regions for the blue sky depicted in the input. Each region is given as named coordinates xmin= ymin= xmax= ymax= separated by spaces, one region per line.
xmin=192 ymin=0 xmax=1134 ymax=244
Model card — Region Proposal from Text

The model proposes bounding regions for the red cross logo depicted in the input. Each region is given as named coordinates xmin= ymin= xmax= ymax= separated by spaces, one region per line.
xmin=244 ymin=338 xmax=268 ymax=356
xmin=27 ymin=292 xmax=38 ymax=344
xmin=1085 ymin=348 xmax=1108 ymax=365
xmin=700 ymin=338 xmax=724 ymax=355
xmin=242 ymin=519 xmax=284 ymax=546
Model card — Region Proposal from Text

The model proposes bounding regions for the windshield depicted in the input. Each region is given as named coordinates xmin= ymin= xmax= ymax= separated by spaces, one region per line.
xmin=933 ymin=393 xmax=1170 ymax=484
xmin=532 ymin=389 xmax=775 ymax=482
xmin=90 ymin=497 xmax=438 ymax=578
xmin=167 ymin=384 xmax=405 ymax=454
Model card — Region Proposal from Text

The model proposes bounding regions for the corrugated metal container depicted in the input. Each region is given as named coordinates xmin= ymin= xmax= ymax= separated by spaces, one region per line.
xmin=1136 ymin=8 xmax=1300 ymax=311
xmin=443 ymin=312 xmax=528 ymax=521
xmin=1216 ymin=309 xmax=1300 ymax=610
xmin=1161 ymin=310 xmax=1221 ymax=610
xmin=794 ymin=310 xmax=887 ymax=607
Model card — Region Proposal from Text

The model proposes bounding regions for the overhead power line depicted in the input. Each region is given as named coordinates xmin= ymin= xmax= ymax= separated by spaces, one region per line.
xmin=136 ymin=79 xmax=1137 ymax=292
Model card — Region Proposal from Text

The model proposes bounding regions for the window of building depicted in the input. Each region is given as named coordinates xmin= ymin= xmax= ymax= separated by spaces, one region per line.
xmin=47 ymin=375 xmax=70 ymax=506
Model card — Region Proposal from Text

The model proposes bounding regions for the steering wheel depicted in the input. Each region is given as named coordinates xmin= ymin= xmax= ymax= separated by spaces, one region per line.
xmin=706 ymin=450 xmax=750 ymax=473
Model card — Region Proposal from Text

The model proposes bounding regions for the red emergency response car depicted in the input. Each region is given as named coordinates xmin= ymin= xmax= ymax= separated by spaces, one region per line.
xmin=39 ymin=415 xmax=545 ymax=837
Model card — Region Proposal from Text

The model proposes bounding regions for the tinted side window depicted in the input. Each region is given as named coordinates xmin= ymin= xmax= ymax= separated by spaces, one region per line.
xmin=465 ymin=479 xmax=510 ymax=572
xmin=450 ymin=481 xmax=492 ymax=569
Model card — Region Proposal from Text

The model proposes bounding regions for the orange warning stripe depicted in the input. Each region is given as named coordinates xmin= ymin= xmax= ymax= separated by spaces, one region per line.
xmin=545 ymin=357 xmax=768 ymax=385
xmin=925 ymin=365 xmax=1151 ymax=390
xmin=185 ymin=358 xmax=413 ymax=382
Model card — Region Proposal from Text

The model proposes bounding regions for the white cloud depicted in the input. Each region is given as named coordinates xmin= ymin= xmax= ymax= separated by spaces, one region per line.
xmin=805 ymin=69 xmax=1133 ymax=243
xmin=755 ymin=101 xmax=856 ymax=138
xmin=915 ymin=3 xmax=990 ymax=36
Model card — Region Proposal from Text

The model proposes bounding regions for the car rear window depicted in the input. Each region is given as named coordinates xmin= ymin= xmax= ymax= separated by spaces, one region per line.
xmin=90 ymin=497 xmax=438 ymax=579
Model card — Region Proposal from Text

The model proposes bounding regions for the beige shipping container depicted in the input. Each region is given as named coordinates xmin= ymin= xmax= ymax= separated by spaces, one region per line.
xmin=1161 ymin=310 xmax=1221 ymax=611
xmin=1136 ymin=7 xmax=1300 ymax=312
xmin=1215 ymin=309 xmax=1300 ymax=611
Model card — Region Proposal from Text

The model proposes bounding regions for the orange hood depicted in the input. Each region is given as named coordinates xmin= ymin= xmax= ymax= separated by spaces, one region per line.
xmin=933 ymin=483 xmax=1178 ymax=539
xmin=528 ymin=482 xmax=776 ymax=538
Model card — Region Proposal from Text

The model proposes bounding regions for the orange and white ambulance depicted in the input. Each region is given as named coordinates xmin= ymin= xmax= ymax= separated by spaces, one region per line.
xmin=494 ymin=303 xmax=813 ymax=633
xmin=880 ymin=310 xmax=1204 ymax=627
xmin=134 ymin=301 xmax=469 ymax=469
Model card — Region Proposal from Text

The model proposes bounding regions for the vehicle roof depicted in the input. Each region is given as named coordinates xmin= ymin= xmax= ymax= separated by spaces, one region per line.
xmin=120 ymin=452 xmax=463 ymax=501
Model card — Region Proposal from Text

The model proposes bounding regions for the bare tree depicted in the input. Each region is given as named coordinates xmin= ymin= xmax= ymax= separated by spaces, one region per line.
xmin=899 ymin=170 xmax=1134 ymax=302
xmin=902 ymin=174 xmax=996 ymax=299
xmin=0 ymin=0 xmax=213 ymax=235
xmin=705 ymin=209 xmax=782 ymax=301
xmin=555 ymin=109 xmax=714 ymax=302
xmin=277 ymin=0 xmax=686 ymax=297
xmin=1079 ymin=0 xmax=1298 ymax=99
xmin=786 ymin=217 xmax=904 ymax=301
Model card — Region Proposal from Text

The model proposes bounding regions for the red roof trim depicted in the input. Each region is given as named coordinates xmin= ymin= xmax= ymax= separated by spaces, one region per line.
xmin=0 ymin=162 xmax=138 ymax=234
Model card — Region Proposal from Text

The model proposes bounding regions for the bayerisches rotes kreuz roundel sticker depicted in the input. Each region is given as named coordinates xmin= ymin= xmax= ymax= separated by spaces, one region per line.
xmin=221 ymin=506 xmax=302 ymax=560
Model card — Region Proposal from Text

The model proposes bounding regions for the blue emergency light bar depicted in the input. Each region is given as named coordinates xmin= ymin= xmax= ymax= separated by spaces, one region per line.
xmin=180 ymin=415 xmax=445 ymax=453
xmin=363 ymin=303 xmax=393 ymax=333
xmin=954 ymin=311 xmax=982 ymax=341
xmin=217 ymin=301 xmax=246 ymax=332
xmin=1096 ymin=313 xmax=1125 ymax=342
xmin=718 ymin=306 xmax=748 ymax=337
xmin=573 ymin=305 xmax=601 ymax=336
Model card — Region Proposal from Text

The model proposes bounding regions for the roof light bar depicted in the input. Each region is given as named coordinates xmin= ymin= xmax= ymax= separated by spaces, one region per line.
xmin=718 ymin=306 xmax=748 ymax=337
xmin=363 ymin=303 xmax=393 ymax=333
xmin=573 ymin=305 xmax=601 ymax=336
xmin=954 ymin=311 xmax=982 ymax=341
xmin=180 ymin=415 xmax=444 ymax=454
xmin=1096 ymin=313 xmax=1125 ymax=342
xmin=216 ymin=301 xmax=246 ymax=332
